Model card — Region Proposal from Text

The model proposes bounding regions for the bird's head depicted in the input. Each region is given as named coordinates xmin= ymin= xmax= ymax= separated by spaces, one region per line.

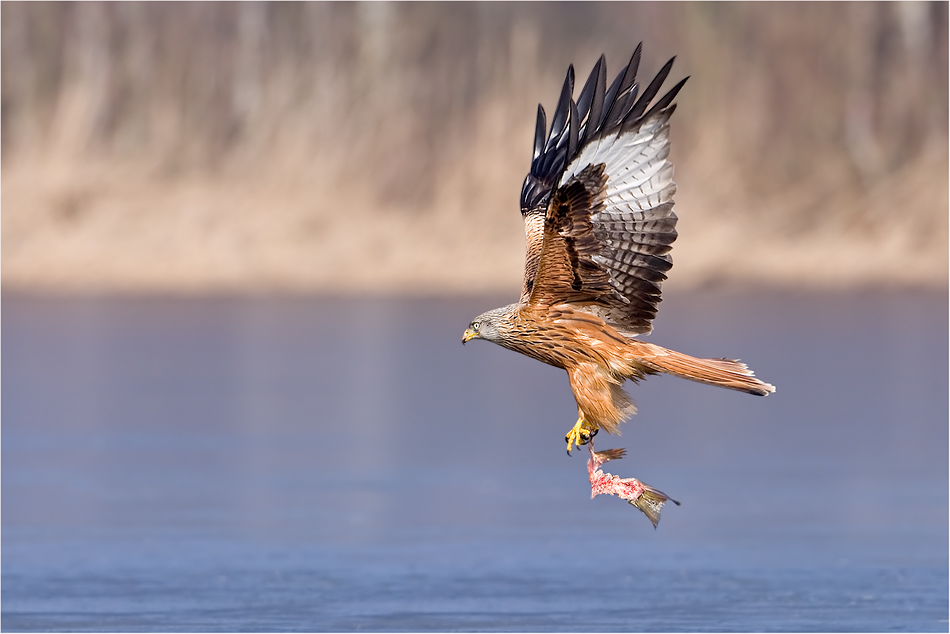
xmin=462 ymin=306 xmax=513 ymax=345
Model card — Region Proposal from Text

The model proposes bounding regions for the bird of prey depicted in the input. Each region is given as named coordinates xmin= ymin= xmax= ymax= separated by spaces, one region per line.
xmin=462 ymin=45 xmax=775 ymax=454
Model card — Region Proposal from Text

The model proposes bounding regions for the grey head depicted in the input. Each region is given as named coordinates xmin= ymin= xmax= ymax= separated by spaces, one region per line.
xmin=461 ymin=304 xmax=517 ymax=346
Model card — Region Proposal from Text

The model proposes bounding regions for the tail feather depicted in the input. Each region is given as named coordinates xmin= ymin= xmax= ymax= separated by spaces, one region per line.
xmin=639 ymin=344 xmax=775 ymax=396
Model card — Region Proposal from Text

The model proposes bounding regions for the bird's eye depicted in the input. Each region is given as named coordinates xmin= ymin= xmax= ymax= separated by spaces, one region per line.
xmin=472 ymin=321 xmax=480 ymax=331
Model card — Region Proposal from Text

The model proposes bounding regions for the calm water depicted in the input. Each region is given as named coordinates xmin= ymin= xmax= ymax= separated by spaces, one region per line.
xmin=2 ymin=291 xmax=947 ymax=632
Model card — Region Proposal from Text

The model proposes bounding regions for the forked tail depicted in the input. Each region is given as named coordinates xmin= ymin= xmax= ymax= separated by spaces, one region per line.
xmin=638 ymin=343 xmax=775 ymax=396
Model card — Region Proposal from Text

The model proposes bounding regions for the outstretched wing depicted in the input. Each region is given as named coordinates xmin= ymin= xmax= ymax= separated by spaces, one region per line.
xmin=518 ymin=86 xmax=573 ymax=302
xmin=522 ymin=45 xmax=688 ymax=335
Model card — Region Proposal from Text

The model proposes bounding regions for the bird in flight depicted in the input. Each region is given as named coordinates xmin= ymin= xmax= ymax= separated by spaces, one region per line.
xmin=463 ymin=45 xmax=775 ymax=455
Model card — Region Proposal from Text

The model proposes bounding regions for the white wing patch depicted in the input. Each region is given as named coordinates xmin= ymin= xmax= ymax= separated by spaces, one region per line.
xmin=554 ymin=109 xmax=679 ymax=336
xmin=560 ymin=112 xmax=675 ymax=215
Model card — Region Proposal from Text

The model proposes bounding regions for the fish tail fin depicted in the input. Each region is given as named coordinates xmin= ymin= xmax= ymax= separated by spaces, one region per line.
xmin=631 ymin=483 xmax=680 ymax=529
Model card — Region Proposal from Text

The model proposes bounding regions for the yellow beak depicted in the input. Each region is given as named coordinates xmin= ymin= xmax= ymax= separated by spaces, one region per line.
xmin=462 ymin=328 xmax=477 ymax=344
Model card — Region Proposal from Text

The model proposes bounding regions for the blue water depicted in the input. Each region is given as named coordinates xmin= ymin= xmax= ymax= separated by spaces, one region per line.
xmin=2 ymin=291 xmax=947 ymax=632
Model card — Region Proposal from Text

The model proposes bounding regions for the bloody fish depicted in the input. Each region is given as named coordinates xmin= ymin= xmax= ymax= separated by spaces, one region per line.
xmin=588 ymin=443 xmax=680 ymax=528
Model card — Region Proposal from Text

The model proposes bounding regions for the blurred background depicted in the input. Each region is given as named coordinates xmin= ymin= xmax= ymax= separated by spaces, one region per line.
xmin=2 ymin=1 xmax=947 ymax=294
xmin=3 ymin=3 xmax=948 ymax=631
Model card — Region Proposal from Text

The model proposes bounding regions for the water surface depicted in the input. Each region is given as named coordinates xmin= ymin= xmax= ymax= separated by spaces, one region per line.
xmin=3 ymin=291 xmax=947 ymax=631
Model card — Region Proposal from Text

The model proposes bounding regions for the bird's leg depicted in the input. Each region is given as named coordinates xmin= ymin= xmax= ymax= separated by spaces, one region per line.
xmin=565 ymin=414 xmax=598 ymax=454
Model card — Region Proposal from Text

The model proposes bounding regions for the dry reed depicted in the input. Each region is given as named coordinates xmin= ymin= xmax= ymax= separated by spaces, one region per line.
xmin=2 ymin=2 xmax=947 ymax=294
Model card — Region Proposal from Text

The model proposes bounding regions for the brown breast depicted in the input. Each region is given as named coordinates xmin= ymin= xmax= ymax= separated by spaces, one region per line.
xmin=503 ymin=304 xmax=634 ymax=372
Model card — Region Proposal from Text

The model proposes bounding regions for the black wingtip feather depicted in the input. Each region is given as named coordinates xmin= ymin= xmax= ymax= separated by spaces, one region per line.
xmin=568 ymin=99 xmax=579 ymax=158
xmin=641 ymin=76 xmax=689 ymax=121
xmin=587 ymin=57 xmax=606 ymax=141
xmin=545 ymin=65 xmax=574 ymax=154
xmin=628 ymin=56 xmax=675 ymax=121
xmin=619 ymin=46 xmax=641 ymax=96
xmin=520 ymin=45 xmax=686 ymax=217
xmin=533 ymin=105 xmax=547 ymax=162
xmin=575 ymin=55 xmax=602 ymax=126
xmin=601 ymin=67 xmax=626 ymax=131
xmin=630 ymin=42 xmax=643 ymax=79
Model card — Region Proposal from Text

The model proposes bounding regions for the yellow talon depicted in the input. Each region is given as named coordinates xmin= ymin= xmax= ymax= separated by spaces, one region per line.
xmin=565 ymin=416 xmax=598 ymax=454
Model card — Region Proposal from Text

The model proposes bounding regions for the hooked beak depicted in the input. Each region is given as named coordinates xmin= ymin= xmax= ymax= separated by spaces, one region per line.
xmin=462 ymin=328 xmax=477 ymax=344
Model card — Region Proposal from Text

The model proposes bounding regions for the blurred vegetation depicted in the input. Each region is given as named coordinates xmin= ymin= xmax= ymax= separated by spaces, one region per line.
xmin=2 ymin=2 xmax=947 ymax=293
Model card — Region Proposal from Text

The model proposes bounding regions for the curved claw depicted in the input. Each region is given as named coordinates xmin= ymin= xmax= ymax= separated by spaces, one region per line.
xmin=565 ymin=419 xmax=598 ymax=454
